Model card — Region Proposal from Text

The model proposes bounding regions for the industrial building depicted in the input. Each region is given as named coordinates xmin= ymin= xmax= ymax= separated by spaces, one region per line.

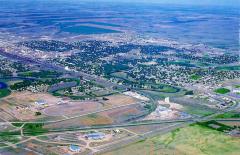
xmin=85 ymin=132 xmax=105 ymax=140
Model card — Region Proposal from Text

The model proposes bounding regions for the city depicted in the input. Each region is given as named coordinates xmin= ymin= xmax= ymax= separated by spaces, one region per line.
xmin=0 ymin=0 xmax=239 ymax=155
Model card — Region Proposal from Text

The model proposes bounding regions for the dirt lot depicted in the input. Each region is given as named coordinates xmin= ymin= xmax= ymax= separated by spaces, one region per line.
xmin=100 ymin=104 xmax=145 ymax=123
xmin=43 ymin=101 xmax=103 ymax=117
xmin=125 ymin=124 xmax=175 ymax=135
xmin=0 ymin=91 xmax=62 ymax=121
xmin=44 ymin=114 xmax=113 ymax=129
xmin=45 ymin=104 xmax=145 ymax=129
xmin=79 ymin=114 xmax=113 ymax=126
xmin=158 ymin=100 xmax=183 ymax=110
xmin=101 ymin=94 xmax=138 ymax=107
xmin=4 ymin=91 xmax=61 ymax=106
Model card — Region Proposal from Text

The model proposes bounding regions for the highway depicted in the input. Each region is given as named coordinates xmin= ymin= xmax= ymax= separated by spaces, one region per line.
xmin=21 ymin=118 xmax=240 ymax=135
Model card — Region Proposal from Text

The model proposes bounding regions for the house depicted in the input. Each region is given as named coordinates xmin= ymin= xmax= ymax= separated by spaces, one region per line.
xmin=35 ymin=100 xmax=47 ymax=106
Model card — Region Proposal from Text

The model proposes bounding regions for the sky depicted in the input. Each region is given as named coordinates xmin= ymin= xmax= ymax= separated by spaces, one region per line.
xmin=85 ymin=0 xmax=240 ymax=7
xmin=3 ymin=0 xmax=239 ymax=7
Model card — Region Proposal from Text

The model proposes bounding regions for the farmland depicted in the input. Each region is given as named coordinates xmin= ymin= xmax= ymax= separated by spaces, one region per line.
xmin=103 ymin=124 xmax=240 ymax=155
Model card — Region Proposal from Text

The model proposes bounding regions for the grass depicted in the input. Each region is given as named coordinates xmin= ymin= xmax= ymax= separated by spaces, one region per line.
xmin=216 ymin=65 xmax=240 ymax=71
xmin=0 ymin=131 xmax=21 ymax=143
xmin=235 ymin=85 xmax=240 ymax=88
xmin=19 ymin=70 xmax=62 ymax=78
xmin=140 ymin=83 xmax=180 ymax=93
xmin=196 ymin=120 xmax=235 ymax=132
xmin=215 ymin=112 xmax=240 ymax=119
xmin=12 ymin=122 xmax=24 ymax=127
xmin=0 ymin=89 xmax=11 ymax=98
xmin=0 ymin=135 xmax=21 ymax=143
xmin=190 ymin=74 xmax=201 ymax=80
xmin=23 ymin=123 xmax=48 ymax=136
xmin=103 ymin=124 xmax=240 ymax=155
xmin=80 ymin=114 xmax=113 ymax=126
xmin=144 ymin=103 xmax=157 ymax=113
xmin=214 ymin=88 xmax=230 ymax=94
xmin=184 ymin=106 xmax=214 ymax=116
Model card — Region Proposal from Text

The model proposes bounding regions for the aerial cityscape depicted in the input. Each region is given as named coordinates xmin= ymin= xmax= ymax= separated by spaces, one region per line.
xmin=0 ymin=0 xmax=239 ymax=155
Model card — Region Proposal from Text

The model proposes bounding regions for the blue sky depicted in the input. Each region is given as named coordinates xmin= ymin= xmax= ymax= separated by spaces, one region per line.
xmin=88 ymin=0 xmax=239 ymax=7
xmin=147 ymin=0 xmax=239 ymax=6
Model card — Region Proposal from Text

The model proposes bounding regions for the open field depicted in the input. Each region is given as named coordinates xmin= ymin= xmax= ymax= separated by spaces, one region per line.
xmin=19 ymin=139 xmax=91 ymax=155
xmin=0 ymin=89 xmax=11 ymax=98
xmin=0 ymin=91 xmax=62 ymax=121
xmin=214 ymin=88 xmax=231 ymax=94
xmin=78 ymin=114 xmax=113 ymax=126
xmin=100 ymin=104 xmax=146 ymax=123
xmin=125 ymin=124 xmax=177 ymax=135
xmin=43 ymin=101 xmax=103 ymax=117
xmin=218 ymin=121 xmax=240 ymax=127
xmin=215 ymin=112 xmax=240 ymax=119
xmin=44 ymin=113 xmax=114 ymax=129
xmin=183 ymin=106 xmax=214 ymax=116
xmin=3 ymin=91 xmax=61 ymax=106
xmin=103 ymin=124 xmax=240 ymax=155
xmin=101 ymin=94 xmax=138 ymax=107
xmin=171 ymin=96 xmax=216 ymax=116
xmin=45 ymin=103 xmax=145 ymax=129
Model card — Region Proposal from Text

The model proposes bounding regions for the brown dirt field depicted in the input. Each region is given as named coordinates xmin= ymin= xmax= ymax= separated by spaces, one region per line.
xmin=44 ymin=114 xmax=113 ymax=129
xmin=102 ymin=94 xmax=138 ymax=107
xmin=3 ymin=91 xmax=61 ymax=106
xmin=125 ymin=124 xmax=173 ymax=134
xmin=0 ymin=99 xmax=37 ymax=121
xmin=43 ymin=101 xmax=102 ymax=117
xmin=103 ymin=107 xmax=139 ymax=118
xmin=79 ymin=114 xmax=113 ymax=126
xmin=0 ymin=91 xmax=63 ymax=121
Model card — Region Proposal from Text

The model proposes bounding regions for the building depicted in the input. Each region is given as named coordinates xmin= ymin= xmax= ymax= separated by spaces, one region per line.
xmin=85 ymin=132 xmax=105 ymax=140
xmin=233 ymin=89 xmax=240 ymax=94
xmin=113 ymin=129 xmax=120 ymax=133
xmin=165 ymin=97 xmax=170 ymax=103
xmin=34 ymin=100 xmax=47 ymax=106
xmin=69 ymin=144 xmax=81 ymax=152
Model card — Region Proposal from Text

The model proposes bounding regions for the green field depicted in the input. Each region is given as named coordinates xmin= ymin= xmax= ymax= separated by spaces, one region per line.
xmin=12 ymin=122 xmax=24 ymax=127
xmin=216 ymin=65 xmax=240 ymax=71
xmin=184 ymin=106 xmax=214 ymax=116
xmin=197 ymin=120 xmax=234 ymax=132
xmin=0 ymin=89 xmax=11 ymax=98
xmin=140 ymin=83 xmax=180 ymax=93
xmin=190 ymin=74 xmax=201 ymax=80
xmin=0 ymin=135 xmax=21 ymax=144
xmin=214 ymin=88 xmax=230 ymax=94
xmin=0 ymin=131 xmax=21 ymax=144
xmin=103 ymin=124 xmax=240 ymax=155
xmin=215 ymin=112 xmax=240 ymax=119
xmin=23 ymin=123 xmax=48 ymax=136
xmin=19 ymin=70 xmax=62 ymax=78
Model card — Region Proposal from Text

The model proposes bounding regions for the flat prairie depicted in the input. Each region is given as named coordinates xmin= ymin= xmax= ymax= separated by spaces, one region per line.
xmin=103 ymin=124 xmax=240 ymax=155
